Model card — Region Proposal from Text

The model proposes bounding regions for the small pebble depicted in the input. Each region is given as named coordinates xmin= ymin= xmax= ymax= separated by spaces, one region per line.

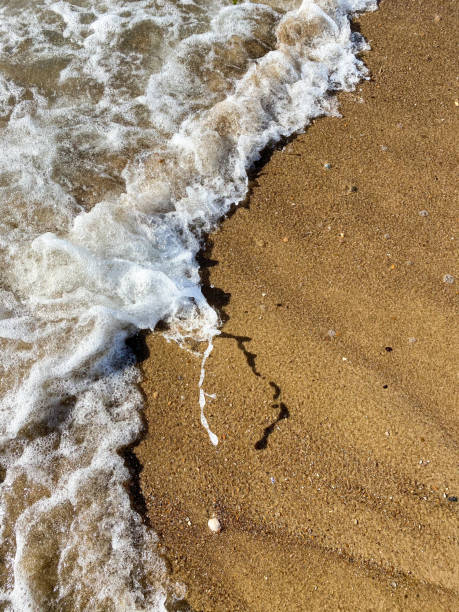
xmin=282 ymin=236 xmax=289 ymax=243
xmin=383 ymin=233 xmax=390 ymax=240
xmin=447 ymin=496 xmax=458 ymax=502
xmin=385 ymin=346 xmax=393 ymax=352
xmin=433 ymin=14 xmax=441 ymax=23
xmin=347 ymin=185 xmax=358 ymax=193
xmin=419 ymin=209 xmax=429 ymax=217
xmin=208 ymin=517 xmax=221 ymax=533
xmin=324 ymin=163 xmax=332 ymax=169
xmin=391 ymin=582 xmax=398 ymax=589
xmin=408 ymin=337 xmax=417 ymax=344
xmin=443 ymin=274 xmax=455 ymax=284
xmin=380 ymin=145 xmax=388 ymax=151
xmin=328 ymin=329 xmax=336 ymax=338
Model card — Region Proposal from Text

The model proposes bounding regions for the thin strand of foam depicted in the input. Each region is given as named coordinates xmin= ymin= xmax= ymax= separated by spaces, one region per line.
xmin=198 ymin=335 xmax=219 ymax=446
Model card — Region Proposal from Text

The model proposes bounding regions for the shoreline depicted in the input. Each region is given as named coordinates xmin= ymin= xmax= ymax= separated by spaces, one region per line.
xmin=135 ymin=1 xmax=458 ymax=610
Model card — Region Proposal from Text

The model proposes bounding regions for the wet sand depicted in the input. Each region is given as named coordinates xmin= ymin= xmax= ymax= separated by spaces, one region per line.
xmin=135 ymin=1 xmax=459 ymax=609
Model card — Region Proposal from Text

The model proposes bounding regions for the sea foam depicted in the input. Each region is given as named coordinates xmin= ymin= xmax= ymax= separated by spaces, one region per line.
xmin=0 ymin=0 xmax=376 ymax=608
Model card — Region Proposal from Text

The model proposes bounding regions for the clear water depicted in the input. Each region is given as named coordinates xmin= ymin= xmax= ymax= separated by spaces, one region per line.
xmin=0 ymin=0 xmax=376 ymax=609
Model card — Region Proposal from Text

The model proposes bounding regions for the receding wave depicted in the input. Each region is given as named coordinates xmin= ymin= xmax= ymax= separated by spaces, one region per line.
xmin=0 ymin=0 xmax=376 ymax=609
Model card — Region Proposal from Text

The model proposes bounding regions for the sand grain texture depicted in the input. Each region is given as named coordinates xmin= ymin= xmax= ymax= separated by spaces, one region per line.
xmin=136 ymin=1 xmax=459 ymax=610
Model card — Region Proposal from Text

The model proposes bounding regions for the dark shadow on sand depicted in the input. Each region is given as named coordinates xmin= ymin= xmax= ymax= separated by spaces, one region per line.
xmin=197 ymin=235 xmax=290 ymax=451
xmin=122 ymin=330 xmax=152 ymax=526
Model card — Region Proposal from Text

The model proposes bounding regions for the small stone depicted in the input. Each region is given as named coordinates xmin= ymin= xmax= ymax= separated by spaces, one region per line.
xmin=255 ymin=239 xmax=265 ymax=247
xmin=208 ymin=517 xmax=221 ymax=533
xmin=391 ymin=582 xmax=398 ymax=589
xmin=380 ymin=145 xmax=388 ymax=151
xmin=443 ymin=274 xmax=455 ymax=284
xmin=447 ymin=496 xmax=458 ymax=502
xmin=353 ymin=518 xmax=359 ymax=525
xmin=383 ymin=233 xmax=391 ymax=240
xmin=282 ymin=236 xmax=289 ymax=243
xmin=433 ymin=14 xmax=441 ymax=23
xmin=346 ymin=185 xmax=358 ymax=193
xmin=324 ymin=163 xmax=332 ymax=169
xmin=408 ymin=337 xmax=417 ymax=344
xmin=455 ymin=99 xmax=459 ymax=107
xmin=385 ymin=346 xmax=393 ymax=352
xmin=419 ymin=209 xmax=429 ymax=217
xmin=152 ymin=391 xmax=158 ymax=399
xmin=328 ymin=329 xmax=336 ymax=338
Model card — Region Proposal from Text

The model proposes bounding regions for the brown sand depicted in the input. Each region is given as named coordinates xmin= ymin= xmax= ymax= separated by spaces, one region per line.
xmin=135 ymin=1 xmax=459 ymax=610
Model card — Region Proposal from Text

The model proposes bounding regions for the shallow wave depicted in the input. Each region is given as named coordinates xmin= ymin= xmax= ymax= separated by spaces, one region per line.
xmin=0 ymin=0 xmax=376 ymax=609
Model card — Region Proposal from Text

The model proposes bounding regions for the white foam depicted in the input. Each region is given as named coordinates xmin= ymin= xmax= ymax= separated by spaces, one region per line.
xmin=0 ymin=0 xmax=377 ymax=608
xmin=198 ymin=338 xmax=219 ymax=446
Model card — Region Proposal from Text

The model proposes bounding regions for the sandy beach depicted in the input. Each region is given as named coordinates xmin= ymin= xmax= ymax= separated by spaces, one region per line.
xmin=135 ymin=1 xmax=458 ymax=610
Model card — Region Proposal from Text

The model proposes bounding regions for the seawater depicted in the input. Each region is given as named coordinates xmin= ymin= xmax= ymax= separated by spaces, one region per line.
xmin=0 ymin=0 xmax=377 ymax=609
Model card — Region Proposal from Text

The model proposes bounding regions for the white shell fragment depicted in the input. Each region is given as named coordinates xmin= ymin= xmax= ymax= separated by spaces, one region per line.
xmin=208 ymin=517 xmax=222 ymax=533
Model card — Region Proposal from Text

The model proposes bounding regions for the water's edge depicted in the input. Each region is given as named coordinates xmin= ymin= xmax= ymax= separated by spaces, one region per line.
xmin=0 ymin=1 xmax=378 ymax=608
